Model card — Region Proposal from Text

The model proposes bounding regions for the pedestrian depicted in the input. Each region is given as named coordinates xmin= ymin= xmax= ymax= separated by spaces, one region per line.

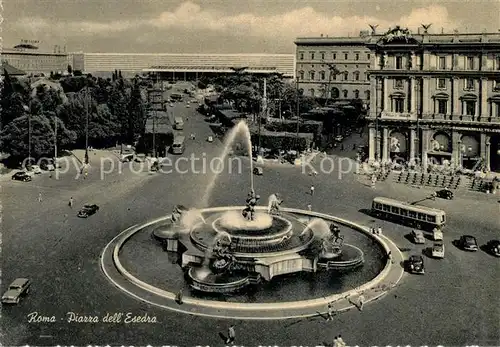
xmin=326 ymin=303 xmax=334 ymax=321
xmin=310 ymin=185 xmax=315 ymax=196
xmin=337 ymin=334 xmax=346 ymax=347
xmin=353 ymin=144 xmax=356 ymax=150
xmin=333 ymin=336 xmax=339 ymax=347
xmin=307 ymin=204 xmax=312 ymax=211
xmin=358 ymin=295 xmax=365 ymax=311
xmin=377 ymin=226 xmax=382 ymax=235
xmin=370 ymin=227 xmax=375 ymax=234
xmin=38 ymin=192 xmax=42 ymax=202
xmin=226 ymin=325 xmax=236 ymax=344
xmin=340 ymin=144 xmax=344 ymax=151
xmin=69 ymin=197 xmax=74 ymax=208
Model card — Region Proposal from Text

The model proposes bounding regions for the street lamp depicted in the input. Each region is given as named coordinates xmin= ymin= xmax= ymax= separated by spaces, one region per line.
xmin=84 ymin=86 xmax=89 ymax=165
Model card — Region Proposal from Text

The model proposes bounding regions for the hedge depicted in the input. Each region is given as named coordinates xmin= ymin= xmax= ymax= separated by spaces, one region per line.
xmin=250 ymin=132 xmax=311 ymax=151
xmin=264 ymin=121 xmax=322 ymax=135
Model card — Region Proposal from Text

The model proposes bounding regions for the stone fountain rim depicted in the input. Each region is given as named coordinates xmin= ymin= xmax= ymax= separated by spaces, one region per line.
xmin=101 ymin=206 xmax=403 ymax=318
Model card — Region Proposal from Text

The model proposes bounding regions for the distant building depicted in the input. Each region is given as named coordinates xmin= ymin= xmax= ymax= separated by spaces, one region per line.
xmin=294 ymin=31 xmax=374 ymax=103
xmin=366 ymin=27 xmax=500 ymax=172
xmin=1 ymin=48 xmax=70 ymax=75
xmin=70 ymin=53 xmax=296 ymax=79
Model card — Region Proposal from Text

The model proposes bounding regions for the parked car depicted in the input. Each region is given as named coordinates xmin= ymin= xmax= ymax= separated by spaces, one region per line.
xmin=11 ymin=172 xmax=32 ymax=182
xmin=253 ymin=167 xmax=263 ymax=175
xmin=458 ymin=235 xmax=479 ymax=251
xmin=2 ymin=278 xmax=30 ymax=304
xmin=411 ymin=230 xmax=426 ymax=244
xmin=77 ymin=204 xmax=100 ymax=218
xmin=436 ymin=189 xmax=454 ymax=200
xmin=407 ymin=255 xmax=425 ymax=274
xmin=30 ymin=165 xmax=42 ymax=174
xmin=431 ymin=243 xmax=445 ymax=258
xmin=485 ymin=240 xmax=500 ymax=257
xmin=207 ymin=136 xmax=214 ymax=143
xmin=40 ymin=161 xmax=55 ymax=171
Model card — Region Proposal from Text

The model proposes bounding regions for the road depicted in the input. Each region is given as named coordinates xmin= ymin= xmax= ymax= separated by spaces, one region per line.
xmin=1 ymin=96 xmax=499 ymax=346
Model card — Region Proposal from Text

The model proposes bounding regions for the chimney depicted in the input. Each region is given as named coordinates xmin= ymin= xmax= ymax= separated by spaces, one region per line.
xmin=418 ymin=28 xmax=421 ymax=34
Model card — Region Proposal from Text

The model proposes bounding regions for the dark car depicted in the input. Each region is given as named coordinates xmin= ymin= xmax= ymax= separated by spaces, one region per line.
xmin=77 ymin=204 xmax=99 ymax=218
xmin=253 ymin=167 xmax=263 ymax=175
xmin=436 ymin=189 xmax=454 ymax=200
xmin=485 ymin=240 xmax=500 ymax=257
xmin=2 ymin=278 xmax=31 ymax=304
xmin=459 ymin=235 xmax=479 ymax=251
xmin=407 ymin=255 xmax=425 ymax=274
xmin=11 ymin=172 xmax=32 ymax=182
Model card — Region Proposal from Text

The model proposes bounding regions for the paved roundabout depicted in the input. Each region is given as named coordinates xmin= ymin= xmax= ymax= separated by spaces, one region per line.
xmin=101 ymin=206 xmax=405 ymax=320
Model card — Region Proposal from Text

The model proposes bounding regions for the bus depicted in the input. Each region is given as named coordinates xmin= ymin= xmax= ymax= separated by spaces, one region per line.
xmin=171 ymin=136 xmax=185 ymax=154
xmin=174 ymin=117 xmax=184 ymax=130
xmin=371 ymin=197 xmax=446 ymax=231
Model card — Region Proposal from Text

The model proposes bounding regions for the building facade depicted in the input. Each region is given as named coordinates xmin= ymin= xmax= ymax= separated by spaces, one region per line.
xmin=1 ymin=48 xmax=70 ymax=74
xmin=294 ymin=33 xmax=372 ymax=102
xmin=70 ymin=53 xmax=295 ymax=79
xmin=366 ymin=27 xmax=500 ymax=172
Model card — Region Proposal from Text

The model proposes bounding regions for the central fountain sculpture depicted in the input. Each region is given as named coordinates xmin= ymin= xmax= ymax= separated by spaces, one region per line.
xmin=153 ymin=190 xmax=364 ymax=294
xmin=151 ymin=120 xmax=364 ymax=294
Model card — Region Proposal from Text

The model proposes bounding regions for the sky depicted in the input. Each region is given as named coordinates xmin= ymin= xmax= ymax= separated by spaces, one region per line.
xmin=3 ymin=0 xmax=500 ymax=54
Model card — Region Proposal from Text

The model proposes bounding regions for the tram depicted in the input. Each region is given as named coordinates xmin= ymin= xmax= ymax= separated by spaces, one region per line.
xmin=371 ymin=197 xmax=446 ymax=231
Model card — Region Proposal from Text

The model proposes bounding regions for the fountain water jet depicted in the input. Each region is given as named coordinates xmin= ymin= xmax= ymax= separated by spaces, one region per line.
xmin=180 ymin=208 xmax=206 ymax=230
xmin=200 ymin=121 xmax=254 ymax=207
xmin=301 ymin=218 xmax=331 ymax=238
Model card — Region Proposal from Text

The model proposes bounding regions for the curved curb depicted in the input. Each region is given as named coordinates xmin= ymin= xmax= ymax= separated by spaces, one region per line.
xmin=101 ymin=206 xmax=405 ymax=319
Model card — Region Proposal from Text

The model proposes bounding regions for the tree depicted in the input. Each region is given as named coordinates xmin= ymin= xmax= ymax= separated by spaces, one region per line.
xmin=127 ymin=81 xmax=147 ymax=142
xmin=0 ymin=114 xmax=75 ymax=158
xmin=0 ymin=72 xmax=29 ymax=129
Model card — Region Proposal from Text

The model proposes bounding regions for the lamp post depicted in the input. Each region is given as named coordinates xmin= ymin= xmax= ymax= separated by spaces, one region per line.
xmin=295 ymin=77 xmax=301 ymax=150
xmin=84 ymin=87 xmax=89 ymax=165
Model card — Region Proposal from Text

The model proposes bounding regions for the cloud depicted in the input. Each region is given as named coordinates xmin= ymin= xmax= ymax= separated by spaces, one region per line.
xmin=12 ymin=2 xmax=460 ymax=42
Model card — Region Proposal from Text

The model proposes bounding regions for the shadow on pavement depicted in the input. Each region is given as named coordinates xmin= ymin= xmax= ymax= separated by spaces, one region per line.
xmin=421 ymin=247 xmax=433 ymax=259
xmin=403 ymin=233 xmax=416 ymax=244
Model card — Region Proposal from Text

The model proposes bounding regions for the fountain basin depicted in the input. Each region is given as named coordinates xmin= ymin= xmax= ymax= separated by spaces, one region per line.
xmin=188 ymin=268 xmax=260 ymax=294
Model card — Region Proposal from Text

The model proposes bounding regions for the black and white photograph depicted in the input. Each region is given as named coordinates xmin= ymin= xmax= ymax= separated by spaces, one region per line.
xmin=1 ymin=0 xmax=499 ymax=346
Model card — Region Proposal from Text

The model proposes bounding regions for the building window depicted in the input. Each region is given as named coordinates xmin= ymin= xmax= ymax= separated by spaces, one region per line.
xmin=343 ymin=72 xmax=349 ymax=80
xmin=395 ymin=56 xmax=403 ymax=69
xmin=310 ymin=71 xmax=315 ymax=80
xmin=467 ymin=56 xmax=474 ymax=70
xmin=437 ymin=100 xmax=447 ymax=114
xmin=320 ymin=71 xmax=326 ymax=80
xmin=310 ymin=88 xmax=315 ymax=97
xmin=394 ymin=98 xmax=405 ymax=113
xmin=344 ymin=53 xmax=348 ymax=60
xmin=355 ymin=53 xmax=359 ymax=61
xmin=496 ymin=102 xmax=500 ymax=117
xmin=354 ymin=90 xmax=359 ymax=99
xmin=496 ymin=55 xmax=500 ymax=70
xmin=367 ymin=53 xmax=371 ymax=60
xmin=394 ymin=79 xmax=404 ymax=89
xmin=333 ymin=53 xmax=337 ymax=60
xmin=439 ymin=56 xmax=446 ymax=69
xmin=494 ymin=79 xmax=500 ymax=91
xmin=321 ymin=52 xmax=325 ymax=60
xmin=465 ymin=100 xmax=476 ymax=116
xmin=311 ymin=52 xmax=316 ymax=60
xmin=299 ymin=53 xmax=304 ymax=60
xmin=343 ymin=90 xmax=348 ymax=98
xmin=437 ymin=78 xmax=446 ymax=89
xmin=464 ymin=78 xmax=475 ymax=91
xmin=353 ymin=71 xmax=360 ymax=81
xmin=365 ymin=90 xmax=370 ymax=100
xmin=299 ymin=71 xmax=304 ymax=80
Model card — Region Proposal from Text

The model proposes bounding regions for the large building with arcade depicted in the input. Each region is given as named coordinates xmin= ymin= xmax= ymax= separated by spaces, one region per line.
xmin=366 ymin=27 xmax=500 ymax=173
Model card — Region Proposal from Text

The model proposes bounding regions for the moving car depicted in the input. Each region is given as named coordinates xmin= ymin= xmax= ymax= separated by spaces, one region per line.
xmin=77 ymin=204 xmax=100 ymax=218
xmin=11 ymin=172 xmax=32 ymax=182
xmin=485 ymin=240 xmax=500 ymax=257
xmin=207 ymin=136 xmax=214 ymax=143
xmin=411 ymin=230 xmax=426 ymax=244
xmin=458 ymin=235 xmax=479 ymax=251
xmin=2 ymin=278 xmax=30 ymax=304
xmin=431 ymin=243 xmax=445 ymax=258
xmin=253 ymin=167 xmax=263 ymax=175
xmin=335 ymin=135 xmax=344 ymax=142
xmin=436 ymin=189 xmax=454 ymax=200
xmin=30 ymin=165 xmax=42 ymax=174
xmin=407 ymin=255 xmax=425 ymax=274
